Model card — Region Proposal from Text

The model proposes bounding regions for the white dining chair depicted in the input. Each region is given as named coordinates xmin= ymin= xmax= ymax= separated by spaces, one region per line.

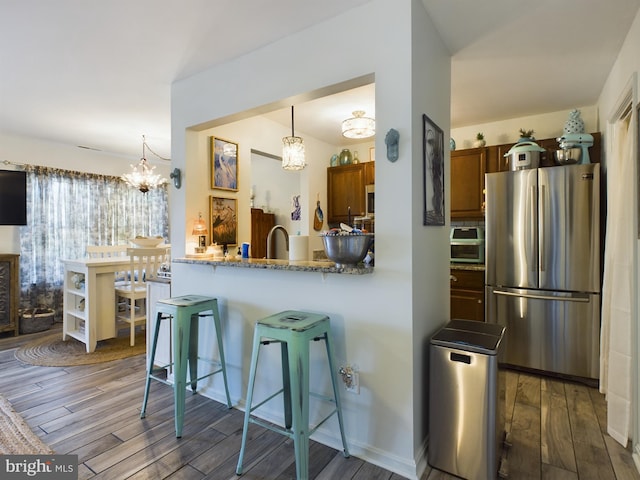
xmin=85 ymin=245 xmax=128 ymax=258
xmin=115 ymin=247 xmax=170 ymax=346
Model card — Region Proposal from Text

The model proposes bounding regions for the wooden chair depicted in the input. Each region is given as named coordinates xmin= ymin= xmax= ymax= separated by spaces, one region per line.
xmin=115 ymin=247 xmax=170 ymax=346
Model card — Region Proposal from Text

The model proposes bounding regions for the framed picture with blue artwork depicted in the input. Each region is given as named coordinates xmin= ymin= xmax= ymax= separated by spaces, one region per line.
xmin=423 ymin=114 xmax=445 ymax=226
xmin=210 ymin=137 xmax=238 ymax=191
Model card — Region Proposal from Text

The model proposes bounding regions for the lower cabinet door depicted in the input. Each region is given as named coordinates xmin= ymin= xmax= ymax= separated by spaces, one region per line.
xmin=451 ymin=288 xmax=484 ymax=322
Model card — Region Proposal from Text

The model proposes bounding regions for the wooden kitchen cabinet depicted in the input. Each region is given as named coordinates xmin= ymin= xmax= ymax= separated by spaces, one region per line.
xmin=450 ymin=268 xmax=485 ymax=322
xmin=327 ymin=162 xmax=374 ymax=226
xmin=251 ymin=208 xmax=275 ymax=259
xmin=451 ymin=148 xmax=486 ymax=219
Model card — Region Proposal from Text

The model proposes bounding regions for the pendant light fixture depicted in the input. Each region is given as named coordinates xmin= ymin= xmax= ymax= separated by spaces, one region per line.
xmin=342 ymin=110 xmax=375 ymax=139
xmin=282 ymin=106 xmax=306 ymax=171
xmin=121 ymin=135 xmax=168 ymax=193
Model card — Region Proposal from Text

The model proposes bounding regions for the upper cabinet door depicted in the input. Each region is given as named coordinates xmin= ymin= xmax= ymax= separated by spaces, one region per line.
xmin=327 ymin=163 xmax=369 ymax=226
xmin=451 ymin=147 xmax=486 ymax=219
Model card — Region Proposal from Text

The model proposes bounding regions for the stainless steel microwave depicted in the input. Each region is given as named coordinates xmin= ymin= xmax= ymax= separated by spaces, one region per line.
xmin=450 ymin=227 xmax=485 ymax=263
xmin=365 ymin=184 xmax=374 ymax=216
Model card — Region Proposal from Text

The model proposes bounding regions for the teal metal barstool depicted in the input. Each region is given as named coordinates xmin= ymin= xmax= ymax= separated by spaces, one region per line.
xmin=236 ymin=310 xmax=349 ymax=480
xmin=140 ymin=295 xmax=232 ymax=438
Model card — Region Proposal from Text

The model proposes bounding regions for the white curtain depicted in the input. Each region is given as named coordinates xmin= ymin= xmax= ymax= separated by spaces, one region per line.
xmin=600 ymin=113 xmax=634 ymax=447
xmin=18 ymin=165 xmax=169 ymax=320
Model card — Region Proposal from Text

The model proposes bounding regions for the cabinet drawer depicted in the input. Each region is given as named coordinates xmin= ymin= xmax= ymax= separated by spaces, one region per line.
xmin=450 ymin=269 xmax=484 ymax=289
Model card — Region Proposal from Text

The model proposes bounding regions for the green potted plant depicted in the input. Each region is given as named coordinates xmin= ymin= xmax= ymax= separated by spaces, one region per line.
xmin=474 ymin=132 xmax=486 ymax=148
xmin=518 ymin=129 xmax=535 ymax=142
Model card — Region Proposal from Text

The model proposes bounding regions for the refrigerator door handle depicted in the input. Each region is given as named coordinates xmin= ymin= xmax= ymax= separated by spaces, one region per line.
xmin=539 ymin=184 xmax=545 ymax=272
xmin=530 ymin=185 xmax=537 ymax=274
xmin=493 ymin=289 xmax=590 ymax=303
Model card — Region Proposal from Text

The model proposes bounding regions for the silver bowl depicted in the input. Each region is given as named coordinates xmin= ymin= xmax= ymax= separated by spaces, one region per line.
xmin=321 ymin=233 xmax=373 ymax=267
xmin=555 ymin=148 xmax=581 ymax=165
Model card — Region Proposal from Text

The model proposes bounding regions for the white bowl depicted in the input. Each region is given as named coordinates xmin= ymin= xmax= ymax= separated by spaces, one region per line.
xmin=130 ymin=236 xmax=164 ymax=247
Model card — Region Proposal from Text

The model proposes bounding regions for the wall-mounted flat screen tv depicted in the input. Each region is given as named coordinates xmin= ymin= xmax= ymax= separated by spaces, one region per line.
xmin=0 ymin=170 xmax=27 ymax=225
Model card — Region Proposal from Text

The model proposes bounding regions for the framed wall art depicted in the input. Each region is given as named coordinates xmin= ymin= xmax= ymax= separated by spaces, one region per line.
xmin=209 ymin=196 xmax=238 ymax=245
xmin=423 ymin=113 xmax=445 ymax=226
xmin=210 ymin=137 xmax=238 ymax=191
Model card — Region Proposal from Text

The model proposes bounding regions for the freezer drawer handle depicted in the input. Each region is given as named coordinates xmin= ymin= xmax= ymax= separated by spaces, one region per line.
xmin=493 ymin=289 xmax=590 ymax=303
xmin=450 ymin=352 xmax=471 ymax=364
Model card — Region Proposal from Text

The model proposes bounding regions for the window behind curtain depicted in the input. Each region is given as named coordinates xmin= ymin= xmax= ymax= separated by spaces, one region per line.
xmin=19 ymin=165 xmax=169 ymax=317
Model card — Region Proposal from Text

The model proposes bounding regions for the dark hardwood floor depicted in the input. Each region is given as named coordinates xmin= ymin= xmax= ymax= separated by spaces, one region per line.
xmin=0 ymin=326 xmax=639 ymax=479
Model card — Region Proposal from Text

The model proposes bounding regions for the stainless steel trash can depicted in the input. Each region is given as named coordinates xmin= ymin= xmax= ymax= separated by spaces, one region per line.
xmin=428 ymin=319 xmax=506 ymax=480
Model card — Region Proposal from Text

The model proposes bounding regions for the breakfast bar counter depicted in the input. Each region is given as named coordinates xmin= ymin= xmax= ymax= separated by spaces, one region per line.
xmin=173 ymin=256 xmax=373 ymax=275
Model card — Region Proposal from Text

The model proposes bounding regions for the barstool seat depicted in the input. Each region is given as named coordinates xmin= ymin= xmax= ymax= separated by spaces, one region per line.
xmin=236 ymin=310 xmax=349 ymax=480
xmin=140 ymin=295 xmax=232 ymax=437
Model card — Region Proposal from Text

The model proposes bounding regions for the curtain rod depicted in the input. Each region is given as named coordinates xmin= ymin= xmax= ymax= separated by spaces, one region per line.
xmin=2 ymin=160 xmax=27 ymax=168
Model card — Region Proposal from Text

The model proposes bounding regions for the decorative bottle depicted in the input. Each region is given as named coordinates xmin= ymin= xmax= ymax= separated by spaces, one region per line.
xmin=339 ymin=149 xmax=352 ymax=165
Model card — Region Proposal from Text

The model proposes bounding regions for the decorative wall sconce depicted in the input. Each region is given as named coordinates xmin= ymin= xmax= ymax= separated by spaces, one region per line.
xmin=170 ymin=168 xmax=181 ymax=189
xmin=385 ymin=128 xmax=399 ymax=162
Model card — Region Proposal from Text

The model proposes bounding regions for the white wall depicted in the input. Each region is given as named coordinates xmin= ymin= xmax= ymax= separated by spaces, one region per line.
xmin=170 ymin=1 xmax=449 ymax=478
xmin=596 ymin=7 xmax=640 ymax=470
xmin=0 ymin=132 xmax=172 ymax=253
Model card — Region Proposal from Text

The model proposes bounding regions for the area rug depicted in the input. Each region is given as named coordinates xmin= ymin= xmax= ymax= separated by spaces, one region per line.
xmin=14 ymin=331 xmax=146 ymax=367
xmin=0 ymin=394 xmax=54 ymax=454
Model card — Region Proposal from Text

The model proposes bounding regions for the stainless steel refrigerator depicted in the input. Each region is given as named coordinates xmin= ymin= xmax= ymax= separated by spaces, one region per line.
xmin=485 ymin=163 xmax=600 ymax=380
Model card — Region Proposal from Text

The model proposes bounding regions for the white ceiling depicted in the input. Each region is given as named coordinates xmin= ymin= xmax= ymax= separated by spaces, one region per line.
xmin=1 ymin=0 xmax=638 ymax=162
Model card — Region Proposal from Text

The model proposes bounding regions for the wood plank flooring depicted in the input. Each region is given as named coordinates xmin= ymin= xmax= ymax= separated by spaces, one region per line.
xmin=0 ymin=327 xmax=638 ymax=479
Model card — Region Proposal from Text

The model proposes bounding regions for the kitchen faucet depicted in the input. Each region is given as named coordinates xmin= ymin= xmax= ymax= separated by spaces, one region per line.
xmin=266 ymin=225 xmax=289 ymax=259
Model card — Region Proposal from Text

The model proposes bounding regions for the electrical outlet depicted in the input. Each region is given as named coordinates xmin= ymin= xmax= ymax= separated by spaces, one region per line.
xmin=339 ymin=364 xmax=360 ymax=394
xmin=346 ymin=371 xmax=360 ymax=394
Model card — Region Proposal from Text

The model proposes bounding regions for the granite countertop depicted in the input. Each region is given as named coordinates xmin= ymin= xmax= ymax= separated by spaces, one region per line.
xmin=450 ymin=263 xmax=485 ymax=271
xmin=174 ymin=256 xmax=373 ymax=275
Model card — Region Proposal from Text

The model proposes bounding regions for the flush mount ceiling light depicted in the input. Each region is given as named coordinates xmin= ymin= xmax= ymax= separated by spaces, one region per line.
xmin=342 ymin=110 xmax=375 ymax=139
xmin=121 ymin=135 xmax=168 ymax=193
xmin=282 ymin=105 xmax=306 ymax=171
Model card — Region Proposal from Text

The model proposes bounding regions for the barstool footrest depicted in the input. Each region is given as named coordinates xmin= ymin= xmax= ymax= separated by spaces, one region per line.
xmin=248 ymin=417 xmax=293 ymax=439
xmin=148 ymin=374 xmax=173 ymax=387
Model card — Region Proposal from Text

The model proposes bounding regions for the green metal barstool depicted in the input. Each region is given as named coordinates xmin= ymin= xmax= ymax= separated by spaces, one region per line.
xmin=236 ymin=310 xmax=349 ymax=480
xmin=140 ymin=295 xmax=232 ymax=438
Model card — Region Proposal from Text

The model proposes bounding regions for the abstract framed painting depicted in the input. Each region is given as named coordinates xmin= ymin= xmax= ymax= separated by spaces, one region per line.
xmin=423 ymin=114 xmax=445 ymax=226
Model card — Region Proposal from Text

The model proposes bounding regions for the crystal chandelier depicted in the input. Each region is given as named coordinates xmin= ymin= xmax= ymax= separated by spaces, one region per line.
xmin=342 ymin=110 xmax=375 ymax=139
xmin=282 ymin=106 xmax=306 ymax=171
xmin=121 ymin=135 xmax=168 ymax=193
